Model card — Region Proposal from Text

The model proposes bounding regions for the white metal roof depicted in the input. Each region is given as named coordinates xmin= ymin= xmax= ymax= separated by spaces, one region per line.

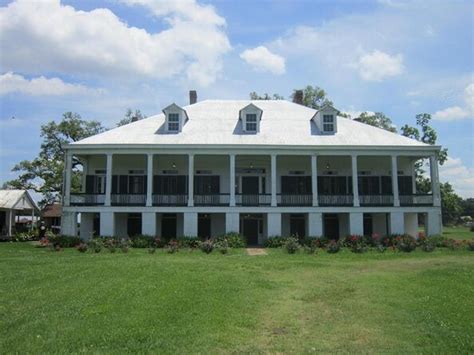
xmin=71 ymin=100 xmax=429 ymax=148
xmin=0 ymin=190 xmax=39 ymax=211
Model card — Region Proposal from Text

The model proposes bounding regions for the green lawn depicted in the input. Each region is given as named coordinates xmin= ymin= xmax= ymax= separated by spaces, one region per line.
xmin=442 ymin=225 xmax=474 ymax=240
xmin=0 ymin=244 xmax=473 ymax=353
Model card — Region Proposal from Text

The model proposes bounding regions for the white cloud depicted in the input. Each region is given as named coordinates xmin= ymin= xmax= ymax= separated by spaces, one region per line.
xmin=240 ymin=46 xmax=286 ymax=75
xmin=357 ymin=50 xmax=404 ymax=81
xmin=0 ymin=0 xmax=231 ymax=86
xmin=0 ymin=72 xmax=102 ymax=96
xmin=341 ymin=108 xmax=375 ymax=118
xmin=439 ymin=157 xmax=474 ymax=198
xmin=433 ymin=83 xmax=474 ymax=121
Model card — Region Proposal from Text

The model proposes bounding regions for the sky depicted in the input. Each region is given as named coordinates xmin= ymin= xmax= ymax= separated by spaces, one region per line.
xmin=0 ymin=0 xmax=473 ymax=198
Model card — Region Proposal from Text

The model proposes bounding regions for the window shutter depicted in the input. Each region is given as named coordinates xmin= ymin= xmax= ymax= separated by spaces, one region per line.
xmin=85 ymin=175 xmax=94 ymax=193
xmin=119 ymin=175 xmax=128 ymax=194
xmin=112 ymin=175 xmax=118 ymax=194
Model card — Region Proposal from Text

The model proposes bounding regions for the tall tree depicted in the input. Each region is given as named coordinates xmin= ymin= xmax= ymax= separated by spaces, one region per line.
xmin=117 ymin=108 xmax=146 ymax=127
xmin=291 ymin=85 xmax=333 ymax=109
xmin=4 ymin=112 xmax=106 ymax=206
xmin=440 ymin=182 xmax=463 ymax=225
xmin=249 ymin=92 xmax=284 ymax=100
xmin=355 ymin=112 xmax=397 ymax=133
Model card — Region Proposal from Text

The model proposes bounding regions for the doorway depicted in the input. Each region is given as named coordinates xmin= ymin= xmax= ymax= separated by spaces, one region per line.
xmin=127 ymin=213 xmax=142 ymax=237
xmin=290 ymin=214 xmax=306 ymax=238
xmin=324 ymin=214 xmax=339 ymax=240
xmin=241 ymin=176 xmax=259 ymax=205
xmin=241 ymin=214 xmax=262 ymax=245
xmin=161 ymin=213 xmax=177 ymax=239
xmin=363 ymin=214 xmax=373 ymax=236
xmin=198 ymin=214 xmax=211 ymax=239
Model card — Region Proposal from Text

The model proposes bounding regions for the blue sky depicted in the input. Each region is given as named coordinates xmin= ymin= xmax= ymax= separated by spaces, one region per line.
xmin=0 ymin=0 xmax=473 ymax=197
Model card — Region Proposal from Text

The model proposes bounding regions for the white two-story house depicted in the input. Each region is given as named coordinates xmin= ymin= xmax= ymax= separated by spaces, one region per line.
xmin=61 ymin=91 xmax=442 ymax=244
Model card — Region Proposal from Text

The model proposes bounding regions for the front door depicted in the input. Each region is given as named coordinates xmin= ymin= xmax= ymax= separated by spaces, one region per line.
xmin=127 ymin=213 xmax=142 ymax=237
xmin=198 ymin=214 xmax=211 ymax=239
xmin=242 ymin=176 xmax=259 ymax=205
xmin=290 ymin=214 xmax=306 ymax=238
xmin=324 ymin=214 xmax=339 ymax=240
xmin=363 ymin=214 xmax=373 ymax=236
xmin=161 ymin=214 xmax=177 ymax=239
xmin=243 ymin=218 xmax=259 ymax=245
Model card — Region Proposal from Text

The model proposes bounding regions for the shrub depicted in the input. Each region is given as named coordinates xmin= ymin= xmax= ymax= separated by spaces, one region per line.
xmin=166 ymin=240 xmax=179 ymax=254
xmin=284 ymin=237 xmax=300 ymax=254
xmin=104 ymin=238 xmax=117 ymax=253
xmin=129 ymin=235 xmax=154 ymax=248
xmin=470 ymin=225 xmax=474 ymax=232
xmin=420 ymin=243 xmax=435 ymax=252
xmin=395 ymin=235 xmax=416 ymax=252
xmin=426 ymin=235 xmax=448 ymax=247
xmin=467 ymin=240 xmax=474 ymax=251
xmin=343 ymin=235 xmax=368 ymax=253
xmin=177 ymin=236 xmax=201 ymax=249
xmin=200 ymin=239 xmax=214 ymax=254
xmin=76 ymin=242 xmax=88 ymax=253
xmin=303 ymin=242 xmax=318 ymax=254
xmin=215 ymin=233 xmax=246 ymax=248
xmin=326 ymin=240 xmax=341 ymax=254
xmin=48 ymin=235 xmax=82 ymax=248
xmin=11 ymin=232 xmax=36 ymax=242
xmin=88 ymin=238 xmax=103 ymax=253
xmin=442 ymin=238 xmax=463 ymax=250
xmin=148 ymin=246 xmax=157 ymax=254
xmin=119 ymin=238 xmax=131 ymax=253
xmin=376 ymin=244 xmax=386 ymax=253
xmin=216 ymin=239 xmax=229 ymax=254
xmin=418 ymin=234 xmax=435 ymax=252
xmin=264 ymin=236 xmax=288 ymax=248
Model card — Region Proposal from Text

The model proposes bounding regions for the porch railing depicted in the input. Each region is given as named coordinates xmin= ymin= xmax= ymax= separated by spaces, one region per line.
xmin=236 ymin=194 xmax=272 ymax=206
xmin=359 ymin=195 xmax=394 ymax=206
xmin=277 ymin=194 xmax=312 ymax=206
xmin=70 ymin=193 xmax=105 ymax=206
xmin=400 ymin=194 xmax=433 ymax=206
xmin=318 ymin=194 xmax=353 ymax=206
xmin=194 ymin=194 xmax=230 ymax=206
xmin=152 ymin=194 xmax=188 ymax=206
xmin=111 ymin=194 xmax=146 ymax=206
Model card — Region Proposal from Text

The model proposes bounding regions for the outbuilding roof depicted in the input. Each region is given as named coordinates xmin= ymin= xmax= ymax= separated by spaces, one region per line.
xmin=0 ymin=190 xmax=39 ymax=212
xmin=71 ymin=100 xmax=430 ymax=148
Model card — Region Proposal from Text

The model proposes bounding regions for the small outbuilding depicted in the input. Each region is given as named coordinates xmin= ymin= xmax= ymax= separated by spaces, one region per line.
xmin=41 ymin=203 xmax=62 ymax=234
xmin=0 ymin=190 xmax=40 ymax=237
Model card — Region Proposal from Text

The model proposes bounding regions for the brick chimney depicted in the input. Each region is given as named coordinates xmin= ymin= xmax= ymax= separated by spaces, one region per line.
xmin=293 ymin=90 xmax=303 ymax=105
xmin=189 ymin=90 xmax=197 ymax=105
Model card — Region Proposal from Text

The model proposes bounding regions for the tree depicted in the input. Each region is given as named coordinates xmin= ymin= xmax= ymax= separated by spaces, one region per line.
xmin=400 ymin=113 xmax=448 ymax=193
xmin=249 ymin=92 xmax=284 ymax=100
xmin=4 ymin=112 xmax=106 ymax=206
xmin=291 ymin=85 xmax=333 ymax=109
xmin=440 ymin=182 xmax=463 ymax=225
xmin=460 ymin=198 xmax=474 ymax=218
xmin=355 ymin=112 xmax=397 ymax=133
xmin=116 ymin=108 xmax=146 ymax=127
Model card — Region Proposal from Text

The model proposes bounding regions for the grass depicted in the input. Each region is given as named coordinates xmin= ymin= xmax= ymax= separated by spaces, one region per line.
xmin=0 ymin=243 xmax=473 ymax=353
xmin=442 ymin=225 xmax=474 ymax=240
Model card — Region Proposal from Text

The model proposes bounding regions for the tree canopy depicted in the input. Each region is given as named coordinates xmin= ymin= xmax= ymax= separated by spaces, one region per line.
xmin=355 ymin=112 xmax=397 ymax=133
xmin=116 ymin=108 xmax=146 ymax=127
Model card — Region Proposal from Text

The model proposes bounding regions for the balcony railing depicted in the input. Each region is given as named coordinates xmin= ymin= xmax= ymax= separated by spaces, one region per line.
xmin=111 ymin=194 xmax=146 ymax=206
xmin=236 ymin=194 xmax=271 ymax=206
xmin=194 ymin=194 xmax=230 ymax=206
xmin=318 ymin=194 xmax=354 ymax=206
xmin=152 ymin=194 xmax=188 ymax=206
xmin=277 ymin=194 xmax=312 ymax=206
xmin=70 ymin=193 xmax=105 ymax=206
xmin=400 ymin=194 xmax=433 ymax=206
xmin=359 ymin=195 xmax=394 ymax=206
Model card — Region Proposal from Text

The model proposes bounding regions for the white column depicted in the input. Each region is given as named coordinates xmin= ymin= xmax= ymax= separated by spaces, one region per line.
xmin=64 ymin=152 xmax=72 ymax=206
xmin=404 ymin=213 xmax=418 ymax=237
xmin=225 ymin=212 xmax=239 ymax=234
xmin=311 ymin=155 xmax=318 ymax=207
xmin=142 ymin=212 xmax=157 ymax=236
xmin=183 ymin=212 xmax=198 ymax=236
xmin=308 ymin=212 xmax=323 ymax=237
xmin=271 ymin=154 xmax=277 ymax=207
xmin=391 ymin=155 xmax=400 ymax=207
xmin=81 ymin=157 xmax=88 ymax=193
xmin=267 ymin=213 xmax=281 ymax=237
xmin=426 ymin=210 xmax=442 ymax=236
xmin=80 ymin=213 xmax=94 ymax=240
xmin=351 ymin=155 xmax=359 ymax=207
xmin=104 ymin=153 xmax=113 ymax=206
xmin=8 ymin=210 xmax=12 ymax=237
xmin=61 ymin=211 xmax=77 ymax=237
xmin=229 ymin=154 xmax=236 ymax=207
xmin=389 ymin=212 xmax=405 ymax=235
xmin=349 ymin=212 xmax=364 ymax=235
xmin=188 ymin=154 xmax=194 ymax=207
xmin=146 ymin=154 xmax=153 ymax=207
xmin=100 ymin=211 xmax=115 ymax=236
xmin=430 ymin=155 xmax=441 ymax=207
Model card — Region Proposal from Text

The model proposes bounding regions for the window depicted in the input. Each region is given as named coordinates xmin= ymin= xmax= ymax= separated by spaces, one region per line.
xmin=246 ymin=114 xmax=257 ymax=132
xmin=168 ymin=113 xmax=179 ymax=132
xmin=323 ymin=114 xmax=334 ymax=132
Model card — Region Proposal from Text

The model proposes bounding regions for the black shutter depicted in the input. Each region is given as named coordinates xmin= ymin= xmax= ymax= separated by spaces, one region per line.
xmin=112 ymin=175 xmax=118 ymax=194
xmin=119 ymin=175 xmax=128 ymax=194
xmin=85 ymin=175 xmax=94 ymax=193
xmin=153 ymin=176 xmax=159 ymax=194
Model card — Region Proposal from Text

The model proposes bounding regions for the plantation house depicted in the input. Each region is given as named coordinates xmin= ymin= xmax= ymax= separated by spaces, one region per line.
xmin=61 ymin=91 xmax=442 ymax=244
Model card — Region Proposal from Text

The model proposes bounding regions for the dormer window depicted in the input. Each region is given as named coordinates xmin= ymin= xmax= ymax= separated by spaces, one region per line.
xmin=168 ymin=113 xmax=180 ymax=132
xmin=246 ymin=114 xmax=257 ymax=132
xmin=323 ymin=114 xmax=334 ymax=132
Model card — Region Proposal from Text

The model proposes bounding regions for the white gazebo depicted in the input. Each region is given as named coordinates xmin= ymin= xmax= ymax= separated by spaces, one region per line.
xmin=0 ymin=190 xmax=40 ymax=237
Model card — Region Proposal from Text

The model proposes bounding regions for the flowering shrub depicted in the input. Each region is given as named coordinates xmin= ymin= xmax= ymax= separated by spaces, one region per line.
xmin=48 ymin=235 xmax=82 ymax=248
xmin=76 ymin=242 xmax=88 ymax=253
xmin=39 ymin=237 xmax=50 ymax=247
xmin=467 ymin=240 xmax=474 ymax=251
xmin=177 ymin=237 xmax=201 ymax=249
xmin=216 ymin=239 xmax=229 ymax=254
xmin=88 ymin=238 xmax=103 ymax=253
xmin=199 ymin=239 xmax=214 ymax=254
xmin=11 ymin=232 xmax=36 ymax=242
xmin=326 ymin=240 xmax=341 ymax=254
xmin=104 ymin=238 xmax=117 ymax=253
xmin=264 ymin=236 xmax=288 ymax=248
xmin=376 ymin=244 xmax=387 ymax=253
xmin=418 ymin=234 xmax=435 ymax=252
xmin=215 ymin=233 xmax=246 ymax=248
xmin=284 ymin=237 xmax=300 ymax=254
xmin=166 ymin=240 xmax=179 ymax=254
xmin=442 ymin=238 xmax=463 ymax=250
xmin=119 ymin=238 xmax=131 ymax=253
xmin=129 ymin=235 xmax=153 ymax=248
xmin=303 ymin=241 xmax=318 ymax=254
xmin=343 ymin=235 xmax=368 ymax=253
xmin=395 ymin=235 xmax=417 ymax=252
